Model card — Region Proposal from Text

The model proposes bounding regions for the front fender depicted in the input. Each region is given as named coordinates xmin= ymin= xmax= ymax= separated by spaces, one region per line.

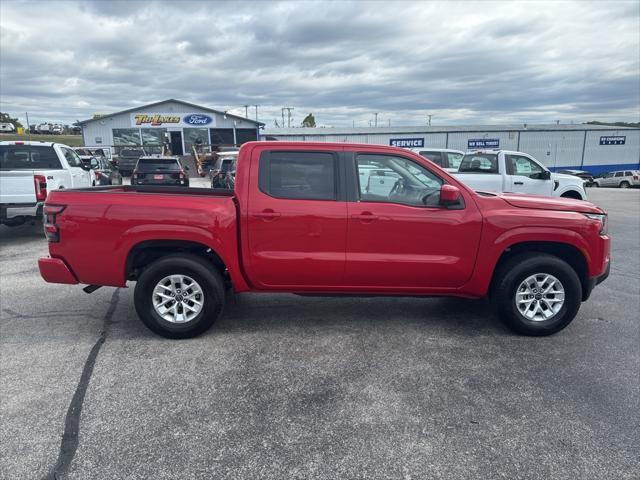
xmin=461 ymin=226 xmax=591 ymax=297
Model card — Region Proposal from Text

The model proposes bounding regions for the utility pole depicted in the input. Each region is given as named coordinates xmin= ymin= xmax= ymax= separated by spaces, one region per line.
xmin=25 ymin=112 xmax=31 ymax=140
xmin=427 ymin=114 xmax=432 ymax=126
xmin=244 ymin=105 xmax=249 ymax=118
xmin=374 ymin=112 xmax=378 ymax=127
xmin=388 ymin=119 xmax=391 ymax=127
xmin=283 ymin=107 xmax=294 ymax=128
xmin=281 ymin=108 xmax=285 ymax=129
xmin=253 ymin=105 xmax=259 ymax=122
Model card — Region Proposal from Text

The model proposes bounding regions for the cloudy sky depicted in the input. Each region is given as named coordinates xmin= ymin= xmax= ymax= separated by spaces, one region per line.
xmin=1 ymin=0 xmax=638 ymax=128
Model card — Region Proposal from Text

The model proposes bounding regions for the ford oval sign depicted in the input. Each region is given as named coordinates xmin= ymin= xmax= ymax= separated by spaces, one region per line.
xmin=183 ymin=114 xmax=213 ymax=126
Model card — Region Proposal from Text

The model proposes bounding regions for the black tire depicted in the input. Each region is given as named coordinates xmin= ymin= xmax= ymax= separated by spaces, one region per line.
xmin=491 ymin=253 xmax=582 ymax=336
xmin=620 ymin=181 xmax=630 ymax=189
xmin=134 ymin=254 xmax=225 ymax=339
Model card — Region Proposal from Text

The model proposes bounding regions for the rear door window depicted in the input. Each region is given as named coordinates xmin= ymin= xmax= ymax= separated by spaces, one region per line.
xmin=0 ymin=145 xmax=62 ymax=169
xmin=418 ymin=151 xmax=443 ymax=167
xmin=458 ymin=153 xmax=499 ymax=174
xmin=446 ymin=152 xmax=464 ymax=170
xmin=614 ymin=172 xmax=624 ymax=177
xmin=259 ymin=151 xmax=337 ymax=200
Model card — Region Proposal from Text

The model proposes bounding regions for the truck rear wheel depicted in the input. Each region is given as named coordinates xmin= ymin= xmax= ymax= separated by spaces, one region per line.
xmin=491 ymin=253 xmax=582 ymax=336
xmin=134 ymin=254 xmax=225 ymax=339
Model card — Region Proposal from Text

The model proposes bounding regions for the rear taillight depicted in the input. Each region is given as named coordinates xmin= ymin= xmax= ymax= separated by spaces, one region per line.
xmin=634 ymin=175 xmax=638 ymax=180
xmin=43 ymin=205 xmax=66 ymax=243
xmin=132 ymin=170 xmax=139 ymax=178
xmin=179 ymin=171 xmax=186 ymax=179
xmin=34 ymin=175 xmax=47 ymax=201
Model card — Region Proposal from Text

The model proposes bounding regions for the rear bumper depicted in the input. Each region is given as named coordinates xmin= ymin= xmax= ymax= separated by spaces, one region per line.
xmin=38 ymin=257 xmax=79 ymax=285
xmin=1 ymin=202 xmax=43 ymax=220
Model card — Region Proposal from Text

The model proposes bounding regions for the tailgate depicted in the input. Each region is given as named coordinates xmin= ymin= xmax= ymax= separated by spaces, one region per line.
xmin=0 ymin=171 xmax=35 ymax=204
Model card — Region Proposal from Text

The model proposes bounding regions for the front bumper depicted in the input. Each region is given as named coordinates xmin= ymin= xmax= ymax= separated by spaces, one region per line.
xmin=38 ymin=257 xmax=78 ymax=285
xmin=582 ymin=257 xmax=611 ymax=301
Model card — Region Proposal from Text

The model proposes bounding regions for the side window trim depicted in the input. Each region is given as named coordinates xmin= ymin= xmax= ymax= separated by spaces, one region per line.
xmin=257 ymin=150 xmax=342 ymax=201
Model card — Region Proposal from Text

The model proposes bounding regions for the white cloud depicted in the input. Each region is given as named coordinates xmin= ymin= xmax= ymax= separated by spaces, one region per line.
xmin=0 ymin=0 xmax=638 ymax=127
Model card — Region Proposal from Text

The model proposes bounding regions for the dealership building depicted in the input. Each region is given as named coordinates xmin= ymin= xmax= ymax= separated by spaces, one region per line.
xmin=262 ymin=124 xmax=640 ymax=174
xmin=79 ymin=99 xmax=263 ymax=155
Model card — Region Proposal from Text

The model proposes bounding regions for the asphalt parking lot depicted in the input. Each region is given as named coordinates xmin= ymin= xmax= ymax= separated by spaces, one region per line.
xmin=1 ymin=189 xmax=638 ymax=480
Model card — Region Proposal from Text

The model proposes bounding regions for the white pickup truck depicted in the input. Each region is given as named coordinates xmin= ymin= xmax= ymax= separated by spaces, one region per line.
xmin=453 ymin=150 xmax=587 ymax=200
xmin=0 ymin=141 xmax=92 ymax=226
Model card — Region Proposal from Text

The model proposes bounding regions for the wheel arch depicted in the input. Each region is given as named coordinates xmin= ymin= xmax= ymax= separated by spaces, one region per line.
xmin=125 ymin=240 xmax=229 ymax=285
xmin=490 ymin=241 xmax=590 ymax=301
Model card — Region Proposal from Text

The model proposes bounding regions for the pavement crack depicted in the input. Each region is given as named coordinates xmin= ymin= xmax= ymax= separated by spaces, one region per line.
xmin=43 ymin=288 xmax=120 ymax=480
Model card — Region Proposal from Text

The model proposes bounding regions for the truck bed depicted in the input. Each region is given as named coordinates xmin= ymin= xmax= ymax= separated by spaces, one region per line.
xmin=45 ymin=185 xmax=240 ymax=287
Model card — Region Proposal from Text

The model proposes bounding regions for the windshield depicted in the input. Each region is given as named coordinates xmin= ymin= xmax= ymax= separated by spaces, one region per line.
xmin=136 ymin=158 xmax=180 ymax=171
xmin=0 ymin=145 xmax=62 ymax=170
xmin=458 ymin=153 xmax=498 ymax=173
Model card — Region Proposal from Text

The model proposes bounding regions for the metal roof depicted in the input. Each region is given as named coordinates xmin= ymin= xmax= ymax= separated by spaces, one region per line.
xmin=79 ymin=99 xmax=264 ymax=126
xmin=264 ymin=124 xmax=638 ymax=135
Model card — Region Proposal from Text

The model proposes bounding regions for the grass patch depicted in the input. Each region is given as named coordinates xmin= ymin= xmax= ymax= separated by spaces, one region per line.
xmin=0 ymin=133 xmax=84 ymax=146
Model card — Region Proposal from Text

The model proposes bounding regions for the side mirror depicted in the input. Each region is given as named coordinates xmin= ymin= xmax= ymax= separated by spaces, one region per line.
xmin=534 ymin=170 xmax=551 ymax=180
xmin=440 ymin=184 xmax=462 ymax=206
xmin=184 ymin=166 xmax=190 ymax=171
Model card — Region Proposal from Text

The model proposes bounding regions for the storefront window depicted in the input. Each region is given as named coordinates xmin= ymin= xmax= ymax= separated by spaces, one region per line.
xmin=184 ymin=128 xmax=209 ymax=154
xmin=141 ymin=129 xmax=166 ymax=155
xmin=113 ymin=128 xmax=141 ymax=146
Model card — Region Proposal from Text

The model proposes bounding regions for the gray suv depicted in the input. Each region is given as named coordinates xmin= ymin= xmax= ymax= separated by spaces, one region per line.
xmin=594 ymin=170 xmax=640 ymax=188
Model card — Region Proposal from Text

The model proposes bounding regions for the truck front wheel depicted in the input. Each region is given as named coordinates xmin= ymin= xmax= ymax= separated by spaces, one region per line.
xmin=134 ymin=254 xmax=225 ymax=339
xmin=491 ymin=253 xmax=582 ymax=336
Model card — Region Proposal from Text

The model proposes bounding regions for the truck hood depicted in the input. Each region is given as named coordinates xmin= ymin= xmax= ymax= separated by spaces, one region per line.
xmin=494 ymin=192 xmax=603 ymax=214
xmin=551 ymin=172 xmax=586 ymax=184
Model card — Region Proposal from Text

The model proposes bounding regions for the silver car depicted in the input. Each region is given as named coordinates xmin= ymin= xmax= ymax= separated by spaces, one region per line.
xmin=593 ymin=170 xmax=640 ymax=188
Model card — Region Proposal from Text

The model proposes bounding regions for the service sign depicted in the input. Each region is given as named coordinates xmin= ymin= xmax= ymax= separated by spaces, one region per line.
xmin=390 ymin=138 xmax=424 ymax=148
xmin=600 ymin=136 xmax=626 ymax=145
xmin=468 ymin=138 xmax=499 ymax=149
xmin=130 ymin=113 xmax=216 ymax=128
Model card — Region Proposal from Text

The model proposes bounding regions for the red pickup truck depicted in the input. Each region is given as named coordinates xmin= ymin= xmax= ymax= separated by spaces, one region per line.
xmin=38 ymin=142 xmax=610 ymax=338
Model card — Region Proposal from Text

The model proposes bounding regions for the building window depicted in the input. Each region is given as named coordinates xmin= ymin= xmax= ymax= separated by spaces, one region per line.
xmin=141 ymin=129 xmax=166 ymax=155
xmin=184 ymin=128 xmax=209 ymax=154
xmin=113 ymin=129 xmax=141 ymax=155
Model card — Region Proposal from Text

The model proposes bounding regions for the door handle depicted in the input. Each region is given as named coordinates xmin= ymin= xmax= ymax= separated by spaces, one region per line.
xmin=253 ymin=210 xmax=281 ymax=221
xmin=514 ymin=181 xmax=524 ymax=185
xmin=351 ymin=212 xmax=378 ymax=222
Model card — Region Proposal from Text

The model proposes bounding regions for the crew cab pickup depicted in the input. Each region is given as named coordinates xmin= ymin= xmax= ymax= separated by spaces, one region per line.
xmin=38 ymin=142 xmax=610 ymax=338
xmin=453 ymin=150 xmax=587 ymax=200
xmin=1 ymin=141 xmax=92 ymax=226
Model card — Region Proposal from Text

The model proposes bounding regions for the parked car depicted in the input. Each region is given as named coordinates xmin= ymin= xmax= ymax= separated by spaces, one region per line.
xmin=593 ymin=170 xmax=640 ymax=188
xmin=88 ymin=156 xmax=122 ymax=186
xmin=210 ymin=151 xmax=237 ymax=189
xmin=409 ymin=148 xmax=465 ymax=172
xmin=131 ymin=156 xmax=189 ymax=187
xmin=38 ymin=142 xmax=610 ymax=339
xmin=0 ymin=122 xmax=16 ymax=133
xmin=114 ymin=147 xmax=145 ymax=176
xmin=0 ymin=141 xmax=92 ymax=226
xmin=453 ymin=150 xmax=587 ymax=199
xmin=74 ymin=147 xmax=112 ymax=162
xmin=556 ymin=169 xmax=595 ymax=187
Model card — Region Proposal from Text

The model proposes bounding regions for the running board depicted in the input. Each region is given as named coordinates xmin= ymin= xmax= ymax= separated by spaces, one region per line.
xmin=82 ymin=285 xmax=102 ymax=294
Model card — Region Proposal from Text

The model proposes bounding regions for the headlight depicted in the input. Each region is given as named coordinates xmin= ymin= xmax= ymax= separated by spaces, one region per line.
xmin=583 ymin=213 xmax=608 ymax=235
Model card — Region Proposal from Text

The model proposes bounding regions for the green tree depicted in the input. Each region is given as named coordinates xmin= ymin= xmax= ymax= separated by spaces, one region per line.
xmin=301 ymin=113 xmax=316 ymax=128
xmin=0 ymin=112 xmax=23 ymax=129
